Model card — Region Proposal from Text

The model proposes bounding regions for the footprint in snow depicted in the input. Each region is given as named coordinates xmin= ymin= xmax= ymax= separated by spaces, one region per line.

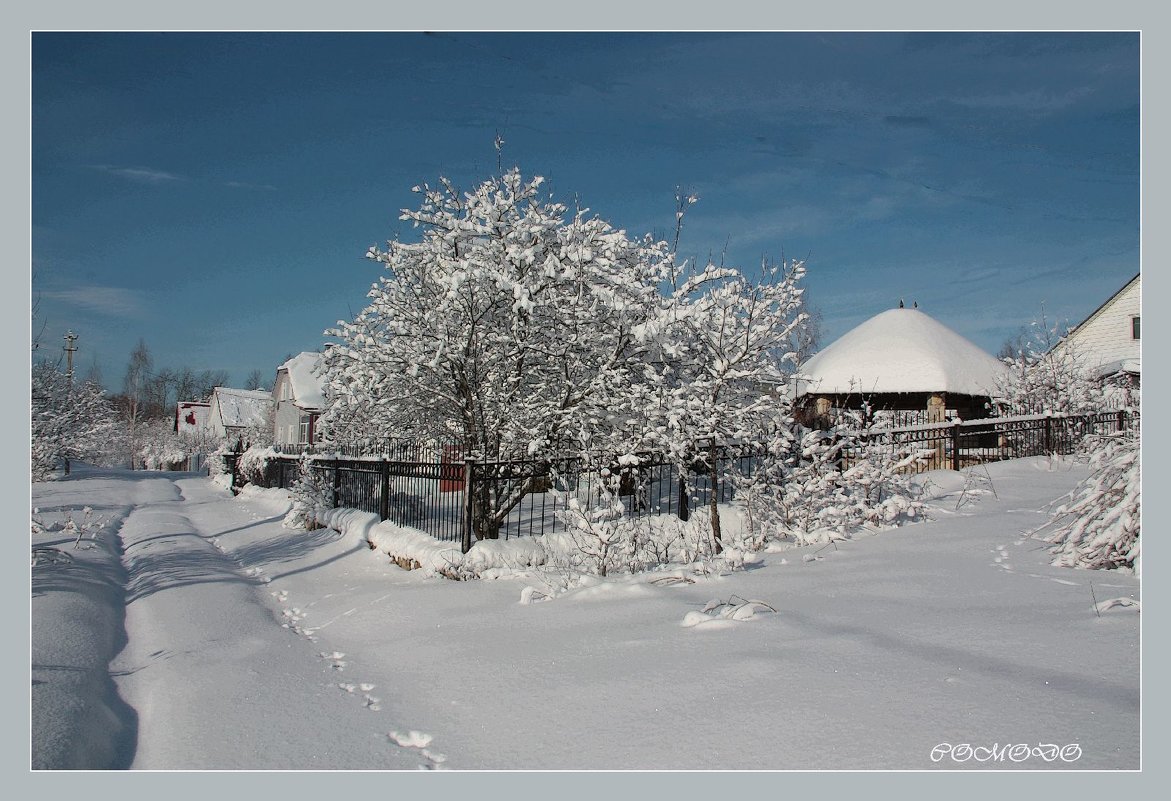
xmin=363 ymin=694 xmax=381 ymax=711
xmin=389 ymin=730 xmax=433 ymax=748
xmin=338 ymin=683 xmax=356 ymax=693
xmin=421 ymin=749 xmax=446 ymax=765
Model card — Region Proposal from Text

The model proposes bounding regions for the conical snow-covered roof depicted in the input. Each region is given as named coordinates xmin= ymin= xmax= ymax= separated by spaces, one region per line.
xmin=795 ymin=307 xmax=1008 ymax=398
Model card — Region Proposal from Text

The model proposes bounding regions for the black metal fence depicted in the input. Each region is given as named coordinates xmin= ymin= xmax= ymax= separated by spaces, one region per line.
xmin=222 ymin=410 xmax=1136 ymax=552
xmin=852 ymin=409 xmax=1137 ymax=473
xmin=224 ymin=442 xmax=763 ymax=553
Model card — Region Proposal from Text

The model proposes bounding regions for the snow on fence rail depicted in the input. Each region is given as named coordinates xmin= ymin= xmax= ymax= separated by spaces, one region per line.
xmin=221 ymin=410 xmax=1137 ymax=552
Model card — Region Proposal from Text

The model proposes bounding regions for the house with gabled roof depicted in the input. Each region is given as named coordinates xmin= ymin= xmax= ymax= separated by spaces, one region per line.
xmin=207 ymin=387 xmax=274 ymax=443
xmin=272 ymin=351 xmax=327 ymax=446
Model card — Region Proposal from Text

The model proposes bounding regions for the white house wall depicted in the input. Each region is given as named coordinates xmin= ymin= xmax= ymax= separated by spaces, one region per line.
xmin=1063 ymin=277 xmax=1140 ymax=376
xmin=273 ymin=370 xmax=310 ymax=444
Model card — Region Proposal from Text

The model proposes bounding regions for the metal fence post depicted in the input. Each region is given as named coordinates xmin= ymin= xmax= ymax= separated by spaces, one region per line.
xmin=461 ymin=457 xmax=476 ymax=554
xmin=379 ymin=458 xmax=390 ymax=522
xmin=1044 ymin=414 xmax=1053 ymax=455
xmin=951 ymin=422 xmax=961 ymax=472
xmin=1117 ymin=409 xmax=1127 ymax=433
xmin=332 ymin=458 xmax=340 ymax=509
xmin=678 ymin=468 xmax=690 ymax=522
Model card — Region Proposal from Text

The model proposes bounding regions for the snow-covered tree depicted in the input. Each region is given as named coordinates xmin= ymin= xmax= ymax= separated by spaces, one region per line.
xmin=322 ymin=167 xmax=675 ymax=539
xmin=283 ymin=456 xmax=334 ymax=530
xmin=990 ymin=308 xmax=1100 ymax=416
xmin=31 ymin=362 xmax=119 ymax=481
xmin=1041 ymin=428 xmax=1140 ymax=574
xmin=633 ymin=257 xmax=808 ymax=548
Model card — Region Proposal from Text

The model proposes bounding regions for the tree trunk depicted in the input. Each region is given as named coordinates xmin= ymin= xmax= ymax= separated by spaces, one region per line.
xmin=709 ymin=439 xmax=722 ymax=554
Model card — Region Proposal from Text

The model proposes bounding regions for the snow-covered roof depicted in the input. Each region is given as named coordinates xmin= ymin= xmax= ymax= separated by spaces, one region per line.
xmin=212 ymin=387 xmax=273 ymax=428
xmin=794 ymin=307 xmax=1009 ymax=398
xmin=279 ymin=351 xmax=326 ymax=410
xmin=1096 ymin=357 xmax=1141 ymax=379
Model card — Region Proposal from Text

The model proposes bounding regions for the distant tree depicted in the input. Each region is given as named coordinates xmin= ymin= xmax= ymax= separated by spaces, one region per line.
xmin=990 ymin=307 xmax=1099 ymax=416
xmin=83 ymin=359 xmax=104 ymax=389
xmin=197 ymin=370 xmax=230 ymax=400
xmin=996 ymin=327 xmax=1029 ymax=361
xmin=146 ymin=367 xmax=176 ymax=419
xmin=31 ymin=267 xmax=47 ymax=354
xmin=245 ymin=369 xmax=267 ymax=392
xmin=121 ymin=340 xmax=153 ymax=468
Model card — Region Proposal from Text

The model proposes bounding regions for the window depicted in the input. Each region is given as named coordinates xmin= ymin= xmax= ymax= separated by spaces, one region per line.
xmin=299 ymin=416 xmax=310 ymax=444
xmin=1131 ymin=316 xmax=1140 ymax=340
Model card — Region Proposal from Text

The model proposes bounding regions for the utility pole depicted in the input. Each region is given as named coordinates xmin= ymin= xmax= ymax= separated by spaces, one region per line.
xmin=63 ymin=331 xmax=78 ymax=384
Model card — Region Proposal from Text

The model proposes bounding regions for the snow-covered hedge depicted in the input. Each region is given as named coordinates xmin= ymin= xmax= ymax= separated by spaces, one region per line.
xmin=737 ymin=425 xmax=927 ymax=547
xmin=236 ymin=445 xmax=279 ymax=487
xmin=308 ymin=499 xmax=759 ymax=581
xmin=1042 ymin=430 xmax=1140 ymax=574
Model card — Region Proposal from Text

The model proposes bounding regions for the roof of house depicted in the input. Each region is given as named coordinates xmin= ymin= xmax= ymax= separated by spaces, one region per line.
xmin=278 ymin=351 xmax=326 ymax=410
xmin=794 ymin=307 xmax=1009 ymax=398
xmin=211 ymin=387 xmax=273 ymax=428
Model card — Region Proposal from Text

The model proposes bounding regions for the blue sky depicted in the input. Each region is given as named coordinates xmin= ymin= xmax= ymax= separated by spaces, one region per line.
xmin=31 ymin=31 xmax=1139 ymax=392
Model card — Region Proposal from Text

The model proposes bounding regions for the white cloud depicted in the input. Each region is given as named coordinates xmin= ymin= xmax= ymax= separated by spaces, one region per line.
xmin=90 ymin=165 xmax=183 ymax=183
xmin=41 ymin=285 xmax=146 ymax=317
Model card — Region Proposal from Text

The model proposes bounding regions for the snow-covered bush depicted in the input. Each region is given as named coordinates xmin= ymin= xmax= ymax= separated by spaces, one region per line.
xmin=552 ymin=468 xmax=640 ymax=577
xmin=31 ymin=362 xmax=120 ymax=480
xmin=737 ymin=422 xmax=925 ymax=547
xmin=283 ymin=457 xmax=334 ymax=530
xmin=135 ymin=419 xmax=189 ymax=470
xmin=1041 ymin=430 xmax=1140 ymax=574
xmin=31 ymin=506 xmax=103 ymax=564
xmin=236 ymin=445 xmax=278 ymax=487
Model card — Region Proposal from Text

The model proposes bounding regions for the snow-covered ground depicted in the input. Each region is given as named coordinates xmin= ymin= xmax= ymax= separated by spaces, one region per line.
xmin=31 ymin=458 xmax=1139 ymax=770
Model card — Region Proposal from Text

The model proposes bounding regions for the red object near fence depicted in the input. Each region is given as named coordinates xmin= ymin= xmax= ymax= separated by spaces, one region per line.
xmin=439 ymin=445 xmax=463 ymax=492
